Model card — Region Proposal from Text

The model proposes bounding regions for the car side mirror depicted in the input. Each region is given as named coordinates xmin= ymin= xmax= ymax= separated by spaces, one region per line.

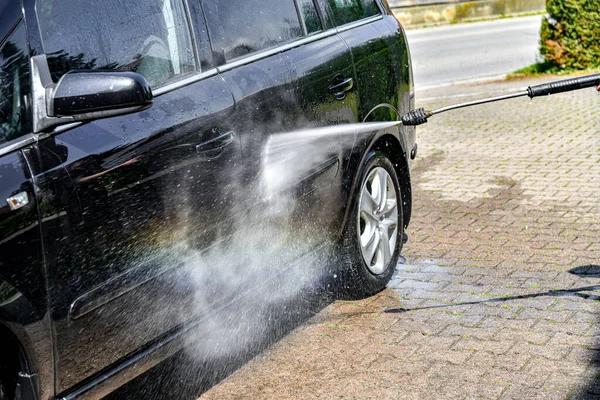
xmin=50 ymin=70 xmax=153 ymax=120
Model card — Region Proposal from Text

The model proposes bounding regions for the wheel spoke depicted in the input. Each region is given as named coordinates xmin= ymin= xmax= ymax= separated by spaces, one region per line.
xmin=361 ymin=211 xmax=378 ymax=238
xmin=382 ymin=197 xmax=397 ymax=216
xmin=376 ymin=168 xmax=388 ymax=211
xmin=380 ymin=217 xmax=397 ymax=230
xmin=363 ymin=229 xmax=380 ymax=266
xmin=360 ymin=187 xmax=377 ymax=217
xmin=389 ymin=225 xmax=398 ymax=256
xmin=360 ymin=212 xmax=377 ymax=245
xmin=379 ymin=227 xmax=392 ymax=266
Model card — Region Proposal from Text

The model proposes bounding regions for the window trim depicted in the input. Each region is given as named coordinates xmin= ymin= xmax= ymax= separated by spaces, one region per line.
xmin=295 ymin=0 xmax=325 ymax=37
xmin=0 ymin=1 xmax=23 ymax=45
xmin=317 ymin=0 xmax=384 ymax=30
xmin=0 ymin=133 xmax=37 ymax=157
xmin=295 ymin=0 xmax=309 ymax=37
xmin=182 ymin=0 xmax=202 ymax=73
xmin=152 ymin=67 xmax=218 ymax=96
xmin=0 ymin=5 xmax=385 ymax=156
xmin=1 ymin=18 xmax=21 ymax=49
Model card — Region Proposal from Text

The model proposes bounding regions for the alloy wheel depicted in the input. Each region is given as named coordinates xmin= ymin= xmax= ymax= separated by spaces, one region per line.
xmin=357 ymin=167 xmax=398 ymax=275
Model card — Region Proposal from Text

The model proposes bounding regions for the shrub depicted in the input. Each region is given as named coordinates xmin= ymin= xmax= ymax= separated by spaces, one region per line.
xmin=540 ymin=0 xmax=600 ymax=70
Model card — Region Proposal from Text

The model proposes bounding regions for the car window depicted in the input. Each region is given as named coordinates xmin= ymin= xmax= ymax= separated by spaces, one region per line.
xmin=0 ymin=22 xmax=32 ymax=144
xmin=202 ymin=0 xmax=303 ymax=62
xmin=318 ymin=0 xmax=380 ymax=27
xmin=298 ymin=0 xmax=322 ymax=34
xmin=37 ymin=0 xmax=196 ymax=88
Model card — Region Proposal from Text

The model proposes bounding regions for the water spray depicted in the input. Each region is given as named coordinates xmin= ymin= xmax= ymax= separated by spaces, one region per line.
xmin=401 ymin=73 xmax=600 ymax=126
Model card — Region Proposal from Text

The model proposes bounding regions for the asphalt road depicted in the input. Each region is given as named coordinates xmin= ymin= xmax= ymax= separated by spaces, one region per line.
xmin=405 ymin=15 xmax=543 ymax=91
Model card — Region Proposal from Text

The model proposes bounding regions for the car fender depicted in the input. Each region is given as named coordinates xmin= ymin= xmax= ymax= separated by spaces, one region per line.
xmin=0 ymin=278 xmax=54 ymax=400
xmin=339 ymin=120 xmax=410 ymax=237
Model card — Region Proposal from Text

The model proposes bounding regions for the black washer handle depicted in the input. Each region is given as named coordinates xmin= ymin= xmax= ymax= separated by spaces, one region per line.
xmin=527 ymin=73 xmax=600 ymax=98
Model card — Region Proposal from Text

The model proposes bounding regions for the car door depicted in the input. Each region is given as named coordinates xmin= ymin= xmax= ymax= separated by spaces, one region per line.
xmin=320 ymin=0 xmax=405 ymax=123
xmin=201 ymin=0 xmax=359 ymax=263
xmin=26 ymin=0 xmax=240 ymax=394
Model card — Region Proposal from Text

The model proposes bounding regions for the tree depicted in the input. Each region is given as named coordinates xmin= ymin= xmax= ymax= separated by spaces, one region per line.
xmin=540 ymin=0 xmax=600 ymax=70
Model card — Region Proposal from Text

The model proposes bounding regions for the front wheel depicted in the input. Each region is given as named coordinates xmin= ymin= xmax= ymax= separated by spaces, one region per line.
xmin=339 ymin=151 xmax=403 ymax=298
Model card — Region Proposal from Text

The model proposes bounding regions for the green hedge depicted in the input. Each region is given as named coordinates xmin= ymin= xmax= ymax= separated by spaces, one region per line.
xmin=540 ymin=0 xmax=600 ymax=70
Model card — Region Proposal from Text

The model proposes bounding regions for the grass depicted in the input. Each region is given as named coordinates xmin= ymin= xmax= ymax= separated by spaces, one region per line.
xmin=507 ymin=62 xmax=600 ymax=80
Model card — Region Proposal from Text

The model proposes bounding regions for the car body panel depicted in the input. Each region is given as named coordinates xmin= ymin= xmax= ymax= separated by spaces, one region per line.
xmin=0 ymin=0 xmax=416 ymax=398
xmin=218 ymin=31 xmax=359 ymax=248
xmin=23 ymin=74 xmax=240 ymax=393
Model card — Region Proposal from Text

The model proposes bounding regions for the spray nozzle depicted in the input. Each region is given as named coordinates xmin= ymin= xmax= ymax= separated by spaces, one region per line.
xmin=401 ymin=107 xmax=432 ymax=126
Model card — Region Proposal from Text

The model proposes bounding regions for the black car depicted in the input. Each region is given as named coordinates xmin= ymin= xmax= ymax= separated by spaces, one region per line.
xmin=0 ymin=0 xmax=416 ymax=398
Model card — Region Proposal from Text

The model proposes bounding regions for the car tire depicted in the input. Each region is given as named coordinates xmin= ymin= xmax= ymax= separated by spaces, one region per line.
xmin=338 ymin=151 xmax=403 ymax=298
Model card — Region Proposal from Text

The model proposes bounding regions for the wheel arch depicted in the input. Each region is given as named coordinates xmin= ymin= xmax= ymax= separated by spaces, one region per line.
xmin=0 ymin=279 xmax=53 ymax=400
xmin=340 ymin=131 xmax=412 ymax=238
xmin=0 ymin=322 xmax=37 ymax=400
xmin=371 ymin=135 xmax=412 ymax=229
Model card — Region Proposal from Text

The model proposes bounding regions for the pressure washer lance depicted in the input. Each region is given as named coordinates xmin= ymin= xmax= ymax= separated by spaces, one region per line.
xmin=401 ymin=73 xmax=600 ymax=126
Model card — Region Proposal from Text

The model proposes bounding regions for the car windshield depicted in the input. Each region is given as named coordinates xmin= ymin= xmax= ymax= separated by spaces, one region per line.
xmin=0 ymin=21 xmax=32 ymax=144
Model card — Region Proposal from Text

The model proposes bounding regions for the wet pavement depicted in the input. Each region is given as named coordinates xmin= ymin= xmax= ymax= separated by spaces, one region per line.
xmin=199 ymin=77 xmax=600 ymax=399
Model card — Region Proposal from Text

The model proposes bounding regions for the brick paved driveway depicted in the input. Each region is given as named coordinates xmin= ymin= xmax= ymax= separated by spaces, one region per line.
xmin=200 ymin=77 xmax=600 ymax=399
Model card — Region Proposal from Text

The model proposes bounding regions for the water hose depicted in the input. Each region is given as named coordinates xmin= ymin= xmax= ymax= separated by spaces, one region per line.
xmin=401 ymin=73 xmax=600 ymax=126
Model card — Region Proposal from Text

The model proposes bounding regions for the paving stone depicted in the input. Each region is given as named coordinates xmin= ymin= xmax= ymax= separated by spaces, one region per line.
xmin=462 ymin=303 xmax=520 ymax=318
xmin=508 ymin=342 xmax=573 ymax=361
xmin=424 ymin=311 xmax=484 ymax=327
xmin=500 ymin=384 xmax=564 ymax=400
xmin=540 ymin=372 xmax=586 ymax=398
xmin=452 ymin=338 xmax=515 ymax=355
xmin=401 ymin=332 xmax=460 ymax=349
xmin=388 ymin=320 xmax=448 ymax=336
xmin=468 ymin=351 xmax=530 ymax=372
xmin=479 ymin=316 xmax=537 ymax=331
xmin=409 ymin=348 xmax=473 ymax=365
xmin=409 ymin=289 xmax=454 ymax=301
xmin=546 ymin=331 xmax=594 ymax=347
xmin=441 ymin=324 xmax=500 ymax=340
xmin=552 ymin=298 xmax=600 ymax=313
xmin=525 ymin=357 xmax=590 ymax=377
xmin=532 ymin=320 xmax=591 ymax=335
xmin=494 ymin=328 xmax=553 ymax=345
xmin=516 ymin=308 xmax=574 ymax=323
xmin=452 ymin=382 xmax=507 ymax=399
xmin=564 ymin=346 xmax=600 ymax=364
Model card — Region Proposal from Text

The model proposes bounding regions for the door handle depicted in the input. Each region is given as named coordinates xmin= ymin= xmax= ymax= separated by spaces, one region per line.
xmin=328 ymin=76 xmax=353 ymax=101
xmin=196 ymin=131 xmax=235 ymax=155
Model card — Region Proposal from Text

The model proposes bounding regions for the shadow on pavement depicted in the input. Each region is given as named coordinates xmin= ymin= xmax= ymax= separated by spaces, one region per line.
xmin=385 ymin=265 xmax=600 ymax=314
xmin=385 ymin=264 xmax=600 ymax=398
xmin=569 ymin=265 xmax=600 ymax=399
